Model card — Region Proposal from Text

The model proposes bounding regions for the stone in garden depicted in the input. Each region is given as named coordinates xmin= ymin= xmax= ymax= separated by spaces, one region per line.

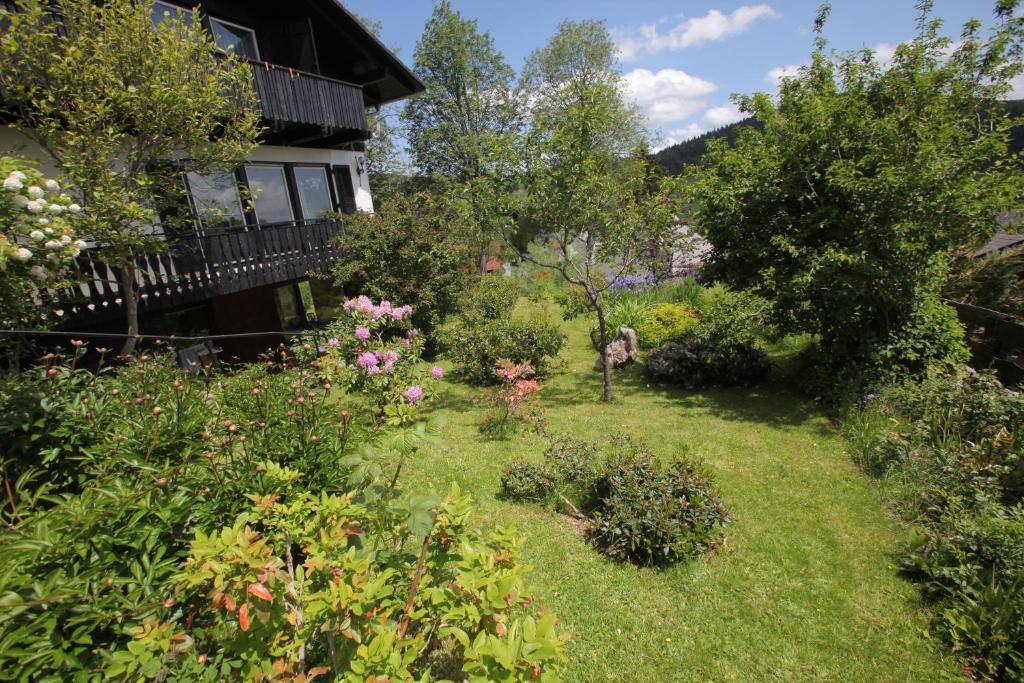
xmin=595 ymin=325 xmax=639 ymax=371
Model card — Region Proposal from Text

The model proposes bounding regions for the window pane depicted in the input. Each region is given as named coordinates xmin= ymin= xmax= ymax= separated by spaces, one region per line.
xmin=186 ymin=171 xmax=244 ymax=229
xmin=294 ymin=167 xmax=333 ymax=220
xmin=209 ymin=18 xmax=259 ymax=60
xmin=245 ymin=165 xmax=293 ymax=225
xmin=151 ymin=1 xmax=193 ymax=28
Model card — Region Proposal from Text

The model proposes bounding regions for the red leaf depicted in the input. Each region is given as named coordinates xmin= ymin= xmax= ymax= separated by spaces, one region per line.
xmin=239 ymin=603 xmax=251 ymax=632
xmin=247 ymin=582 xmax=273 ymax=602
xmin=224 ymin=595 xmax=236 ymax=613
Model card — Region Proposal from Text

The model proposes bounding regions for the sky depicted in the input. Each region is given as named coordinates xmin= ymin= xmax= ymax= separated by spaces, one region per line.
xmin=344 ymin=1 xmax=1019 ymax=151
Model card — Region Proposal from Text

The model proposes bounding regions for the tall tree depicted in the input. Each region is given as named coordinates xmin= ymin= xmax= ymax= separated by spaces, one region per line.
xmin=0 ymin=0 xmax=261 ymax=354
xmin=687 ymin=1 xmax=1024 ymax=396
xmin=517 ymin=20 xmax=683 ymax=402
xmin=401 ymin=0 xmax=523 ymax=273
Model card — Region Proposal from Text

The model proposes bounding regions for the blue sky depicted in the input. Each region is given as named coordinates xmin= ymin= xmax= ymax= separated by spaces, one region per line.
xmin=345 ymin=1 xmax=1016 ymax=150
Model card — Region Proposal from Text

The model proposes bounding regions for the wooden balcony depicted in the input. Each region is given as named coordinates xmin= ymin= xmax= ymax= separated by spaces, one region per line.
xmin=250 ymin=60 xmax=370 ymax=146
xmin=60 ymin=219 xmax=343 ymax=324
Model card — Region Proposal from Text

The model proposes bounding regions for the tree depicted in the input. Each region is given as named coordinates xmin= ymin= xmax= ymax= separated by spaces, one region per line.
xmin=687 ymin=1 xmax=1024 ymax=395
xmin=401 ymin=0 xmax=523 ymax=273
xmin=517 ymin=20 xmax=684 ymax=402
xmin=0 ymin=0 xmax=261 ymax=354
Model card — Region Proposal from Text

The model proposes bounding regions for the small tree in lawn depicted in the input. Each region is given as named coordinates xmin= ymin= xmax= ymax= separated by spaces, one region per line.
xmin=687 ymin=1 xmax=1023 ymax=397
xmin=0 ymin=0 xmax=261 ymax=354
xmin=516 ymin=20 xmax=684 ymax=402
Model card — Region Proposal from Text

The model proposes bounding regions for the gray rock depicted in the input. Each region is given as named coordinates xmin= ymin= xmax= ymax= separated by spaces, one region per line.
xmin=595 ymin=325 xmax=639 ymax=371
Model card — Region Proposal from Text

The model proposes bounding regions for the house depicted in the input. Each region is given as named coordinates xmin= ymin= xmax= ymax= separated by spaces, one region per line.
xmin=0 ymin=0 xmax=424 ymax=360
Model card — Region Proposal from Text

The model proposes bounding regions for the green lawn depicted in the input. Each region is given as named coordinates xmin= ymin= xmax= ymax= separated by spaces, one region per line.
xmin=410 ymin=312 xmax=960 ymax=682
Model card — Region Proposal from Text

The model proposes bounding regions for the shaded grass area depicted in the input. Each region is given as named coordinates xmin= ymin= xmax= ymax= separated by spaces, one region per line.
xmin=410 ymin=313 xmax=959 ymax=682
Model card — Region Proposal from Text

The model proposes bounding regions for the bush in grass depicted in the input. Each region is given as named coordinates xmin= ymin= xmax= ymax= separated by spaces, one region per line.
xmin=500 ymin=460 xmax=554 ymax=501
xmin=694 ymin=283 xmax=773 ymax=348
xmin=634 ymin=302 xmax=700 ymax=348
xmin=502 ymin=431 xmax=730 ymax=567
xmin=644 ymin=338 xmax=771 ymax=388
xmin=589 ymin=436 xmax=731 ymax=567
xmin=443 ymin=279 xmax=565 ymax=385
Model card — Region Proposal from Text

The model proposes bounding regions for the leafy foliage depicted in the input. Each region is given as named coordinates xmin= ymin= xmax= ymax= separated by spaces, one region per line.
xmin=0 ymin=331 xmax=564 ymax=680
xmin=442 ymin=280 xmax=565 ymax=385
xmin=687 ymin=2 xmax=1023 ymax=395
xmin=589 ymin=437 xmax=731 ymax=567
xmin=845 ymin=369 xmax=1024 ymax=679
xmin=634 ymin=302 xmax=699 ymax=349
xmin=643 ymin=339 xmax=771 ymax=389
xmin=503 ymin=432 xmax=729 ymax=568
xmin=329 ymin=193 xmax=472 ymax=346
xmin=0 ymin=0 xmax=261 ymax=351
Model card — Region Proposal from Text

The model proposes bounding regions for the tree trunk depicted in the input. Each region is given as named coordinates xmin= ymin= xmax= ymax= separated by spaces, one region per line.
xmin=596 ymin=303 xmax=613 ymax=402
xmin=119 ymin=259 xmax=140 ymax=357
xmin=478 ymin=249 xmax=488 ymax=276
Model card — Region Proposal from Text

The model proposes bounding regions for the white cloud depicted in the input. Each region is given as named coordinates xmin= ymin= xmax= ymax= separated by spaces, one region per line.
xmin=615 ymin=5 xmax=779 ymax=61
xmin=623 ymin=68 xmax=718 ymax=125
xmin=871 ymin=42 xmax=898 ymax=67
xmin=704 ymin=104 xmax=745 ymax=127
xmin=766 ymin=63 xmax=802 ymax=87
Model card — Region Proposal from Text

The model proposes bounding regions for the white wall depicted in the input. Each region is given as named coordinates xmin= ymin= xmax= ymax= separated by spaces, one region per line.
xmin=0 ymin=127 xmax=66 ymax=178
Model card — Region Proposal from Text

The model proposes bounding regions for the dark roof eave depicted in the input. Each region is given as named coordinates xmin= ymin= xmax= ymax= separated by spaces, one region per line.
xmin=323 ymin=0 xmax=425 ymax=103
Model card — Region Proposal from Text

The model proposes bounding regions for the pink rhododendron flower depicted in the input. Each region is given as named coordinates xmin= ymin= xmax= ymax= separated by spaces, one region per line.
xmin=431 ymin=366 xmax=444 ymax=379
xmin=404 ymin=385 xmax=423 ymax=404
xmin=327 ymin=338 xmax=340 ymax=347
xmin=355 ymin=327 xmax=370 ymax=341
xmin=408 ymin=328 xmax=419 ymax=338
xmin=357 ymin=351 xmax=378 ymax=369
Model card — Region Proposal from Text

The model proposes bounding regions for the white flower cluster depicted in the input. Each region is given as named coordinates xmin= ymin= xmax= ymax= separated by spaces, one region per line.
xmin=1 ymin=164 xmax=86 ymax=278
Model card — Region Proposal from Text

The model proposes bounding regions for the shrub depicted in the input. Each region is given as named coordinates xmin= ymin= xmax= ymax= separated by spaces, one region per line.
xmin=589 ymin=437 xmax=731 ymax=567
xmin=644 ymin=339 xmax=771 ymax=388
xmin=502 ymin=431 xmax=730 ymax=567
xmin=329 ymin=192 xmax=472 ymax=346
xmin=694 ymin=284 xmax=773 ymax=347
xmin=634 ymin=302 xmax=700 ymax=348
xmin=0 ymin=330 xmax=565 ymax=680
xmin=844 ymin=369 xmax=1024 ymax=677
xmin=480 ymin=360 xmax=542 ymax=436
xmin=500 ymin=460 xmax=554 ymax=501
xmin=443 ymin=280 xmax=565 ymax=385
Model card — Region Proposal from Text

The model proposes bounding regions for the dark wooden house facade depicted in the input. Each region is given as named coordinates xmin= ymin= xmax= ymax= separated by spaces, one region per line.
xmin=0 ymin=0 xmax=423 ymax=360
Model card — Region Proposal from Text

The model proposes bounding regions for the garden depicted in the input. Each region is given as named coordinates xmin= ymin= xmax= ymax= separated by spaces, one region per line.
xmin=1 ymin=0 xmax=1023 ymax=681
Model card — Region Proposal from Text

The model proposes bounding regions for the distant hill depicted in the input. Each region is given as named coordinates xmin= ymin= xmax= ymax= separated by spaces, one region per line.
xmin=656 ymin=99 xmax=1024 ymax=176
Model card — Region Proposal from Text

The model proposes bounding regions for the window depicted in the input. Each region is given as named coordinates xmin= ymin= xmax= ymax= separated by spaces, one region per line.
xmin=151 ymin=1 xmax=193 ymax=28
xmin=245 ymin=165 xmax=294 ymax=225
xmin=333 ymin=165 xmax=357 ymax=214
xmin=185 ymin=171 xmax=245 ymax=230
xmin=209 ymin=17 xmax=260 ymax=61
xmin=293 ymin=166 xmax=333 ymax=220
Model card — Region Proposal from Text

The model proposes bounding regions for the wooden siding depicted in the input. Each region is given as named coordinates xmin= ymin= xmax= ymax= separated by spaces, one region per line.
xmin=60 ymin=219 xmax=343 ymax=325
xmin=250 ymin=60 xmax=368 ymax=136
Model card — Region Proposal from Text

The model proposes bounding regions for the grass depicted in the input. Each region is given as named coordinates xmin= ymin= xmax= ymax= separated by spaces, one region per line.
xmin=409 ymin=307 xmax=960 ymax=682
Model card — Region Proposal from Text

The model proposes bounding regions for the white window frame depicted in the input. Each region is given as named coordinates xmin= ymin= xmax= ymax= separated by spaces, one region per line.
xmin=208 ymin=15 xmax=261 ymax=61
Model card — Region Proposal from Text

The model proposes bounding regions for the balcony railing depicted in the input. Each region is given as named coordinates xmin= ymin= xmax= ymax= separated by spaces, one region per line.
xmin=60 ymin=219 xmax=343 ymax=324
xmin=249 ymin=60 xmax=368 ymax=136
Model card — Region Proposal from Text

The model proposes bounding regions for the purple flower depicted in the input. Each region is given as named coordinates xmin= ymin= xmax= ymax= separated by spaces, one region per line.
xmin=401 ymin=339 xmax=412 ymax=349
xmin=404 ymin=385 xmax=423 ymax=404
xmin=407 ymin=328 xmax=419 ymax=339
xmin=327 ymin=337 xmax=340 ymax=347
xmin=355 ymin=327 xmax=370 ymax=341
xmin=382 ymin=360 xmax=395 ymax=373
xmin=357 ymin=351 xmax=378 ymax=369
xmin=431 ymin=366 xmax=444 ymax=379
